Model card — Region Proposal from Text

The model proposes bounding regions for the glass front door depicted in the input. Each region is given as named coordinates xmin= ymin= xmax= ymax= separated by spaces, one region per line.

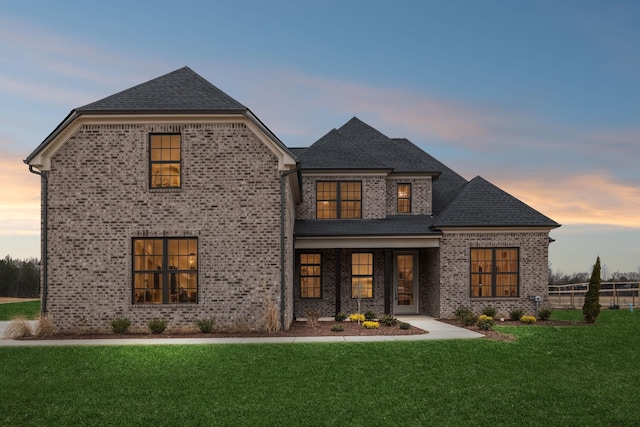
xmin=394 ymin=253 xmax=418 ymax=314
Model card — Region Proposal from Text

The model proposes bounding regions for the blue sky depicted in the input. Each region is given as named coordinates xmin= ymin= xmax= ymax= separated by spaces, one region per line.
xmin=1 ymin=0 xmax=639 ymax=276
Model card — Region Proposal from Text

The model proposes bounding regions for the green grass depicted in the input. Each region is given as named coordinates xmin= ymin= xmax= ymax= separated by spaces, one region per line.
xmin=1 ymin=309 xmax=639 ymax=426
xmin=0 ymin=300 xmax=40 ymax=320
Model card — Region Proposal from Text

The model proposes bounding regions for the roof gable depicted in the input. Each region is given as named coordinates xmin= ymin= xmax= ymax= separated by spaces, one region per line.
xmin=434 ymin=176 xmax=560 ymax=228
xmin=77 ymin=66 xmax=246 ymax=113
xmin=298 ymin=128 xmax=388 ymax=169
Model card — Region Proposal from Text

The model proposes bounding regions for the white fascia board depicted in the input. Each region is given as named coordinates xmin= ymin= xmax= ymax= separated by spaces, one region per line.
xmin=295 ymin=235 xmax=441 ymax=249
xmin=28 ymin=114 xmax=297 ymax=172
xmin=438 ymin=227 xmax=555 ymax=234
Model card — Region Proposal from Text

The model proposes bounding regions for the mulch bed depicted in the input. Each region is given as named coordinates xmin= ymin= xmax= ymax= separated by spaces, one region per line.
xmin=22 ymin=320 xmax=427 ymax=340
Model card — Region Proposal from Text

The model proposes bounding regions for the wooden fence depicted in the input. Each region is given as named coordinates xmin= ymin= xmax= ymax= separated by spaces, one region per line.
xmin=548 ymin=282 xmax=639 ymax=309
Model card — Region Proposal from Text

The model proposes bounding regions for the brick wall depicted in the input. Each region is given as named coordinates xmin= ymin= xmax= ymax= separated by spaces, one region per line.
xmin=439 ymin=231 xmax=550 ymax=319
xmin=385 ymin=177 xmax=432 ymax=215
xmin=45 ymin=122 xmax=288 ymax=333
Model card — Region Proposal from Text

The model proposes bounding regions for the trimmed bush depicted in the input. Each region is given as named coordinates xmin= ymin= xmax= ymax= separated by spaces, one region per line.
xmin=508 ymin=308 xmax=524 ymax=321
xmin=461 ymin=312 xmax=478 ymax=326
xmin=146 ymin=319 xmax=168 ymax=334
xmin=331 ymin=324 xmax=344 ymax=332
xmin=477 ymin=315 xmax=495 ymax=331
xmin=364 ymin=310 xmax=377 ymax=321
xmin=454 ymin=306 xmax=473 ymax=321
xmin=334 ymin=312 xmax=347 ymax=322
xmin=349 ymin=313 xmax=365 ymax=323
xmin=521 ymin=316 xmax=537 ymax=324
xmin=399 ymin=322 xmax=411 ymax=330
xmin=110 ymin=317 xmax=131 ymax=334
xmin=362 ymin=321 xmax=379 ymax=329
xmin=379 ymin=314 xmax=398 ymax=327
xmin=195 ymin=318 xmax=216 ymax=334
xmin=482 ymin=306 xmax=497 ymax=318
xmin=538 ymin=308 xmax=552 ymax=321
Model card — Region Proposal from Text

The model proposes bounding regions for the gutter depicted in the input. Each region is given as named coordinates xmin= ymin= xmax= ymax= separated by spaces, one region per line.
xmin=279 ymin=162 xmax=301 ymax=330
xmin=27 ymin=165 xmax=47 ymax=313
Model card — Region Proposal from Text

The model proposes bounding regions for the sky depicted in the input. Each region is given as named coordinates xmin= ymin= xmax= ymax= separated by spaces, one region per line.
xmin=0 ymin=0 xmax=639 ymax=276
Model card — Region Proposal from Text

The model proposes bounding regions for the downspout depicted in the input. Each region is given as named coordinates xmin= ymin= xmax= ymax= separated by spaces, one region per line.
xmin=279 ymin=162 xmax=300 ymax=330
xmin=28 ymin=166 xmax=48 ymax=313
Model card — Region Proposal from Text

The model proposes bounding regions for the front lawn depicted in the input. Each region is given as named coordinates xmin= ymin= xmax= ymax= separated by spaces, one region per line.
xmin=1 ymin=309 xmax=638 ymax=425
xmin=0 ymin=300 xmax=40 ymax=320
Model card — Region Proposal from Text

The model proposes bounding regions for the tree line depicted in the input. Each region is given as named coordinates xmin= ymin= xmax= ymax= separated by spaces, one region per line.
xmin=549 ymin=264 xmax=640 ymax=285
xmin=0 ymin=256 xmax=40 ymax=298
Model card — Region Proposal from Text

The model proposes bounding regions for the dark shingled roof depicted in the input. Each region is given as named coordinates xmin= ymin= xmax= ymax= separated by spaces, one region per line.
xmin=433 ymin=176 xmax=560 ymax=228
xmin=77 ymin=66 xmax=246 ymax=113
xmin=295 ymin=215 xmax=439 ymax=237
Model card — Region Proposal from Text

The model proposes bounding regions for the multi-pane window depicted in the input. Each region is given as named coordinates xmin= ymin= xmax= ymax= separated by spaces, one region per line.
xmin=351 ymin=253 xmax=373 ymax=298
xmin=397 ymin=183 xmax=411 ymax=214
xmin=133 ymin=238 xmax=197 ymax=304
xmin=316 ymin=181 xmax=362 ymax=219
xmin=300 ymin=254 xmax=321 ymax=298
xmin=470 ymin=248 xmax=519 ymax=298
xmin=150 ymin=134 xmax=181 ymax=188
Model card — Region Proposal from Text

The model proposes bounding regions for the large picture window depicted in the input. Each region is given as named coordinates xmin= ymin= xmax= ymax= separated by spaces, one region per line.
xmin=150 ymin=134 xmax=181 ymax=188
xmin=351 ymin=253 xmax=373 ymax=298
xmin=133 ymin=238 xmax=197 ymax=304
xmin=300 ymin=254 xmax=321 ymax=298
xmin=470 ymin=248 xmax=519 ymax=297
xmin=316 ymin=181 xmax=362 ymax=219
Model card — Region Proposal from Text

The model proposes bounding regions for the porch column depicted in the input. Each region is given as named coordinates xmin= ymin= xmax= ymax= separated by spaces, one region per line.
xmin=335 ymin=248 xmax=341 ymax=315
xmin=384 ymin=249 xmax=392 ymax=314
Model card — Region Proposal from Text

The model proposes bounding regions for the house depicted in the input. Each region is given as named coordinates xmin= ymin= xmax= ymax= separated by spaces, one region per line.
xmin=25 ymin=67 xmax=559 ymax=333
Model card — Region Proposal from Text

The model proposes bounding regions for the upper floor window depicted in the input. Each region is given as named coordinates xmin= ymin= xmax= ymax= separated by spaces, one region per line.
xmin=300 ymin=253 xmax=321 ymax=298
xmin=397 ymin=183 xmax=411 ymax=214
xmin=470 ymin=248 xmax=519 ymax=298
xmin=150 ymin=134 xmax=181 ymax=188
xmin=316 ymin=181 xmax=362 ymax=219
xmin=133 ymin=237 xmax=197 ymax=304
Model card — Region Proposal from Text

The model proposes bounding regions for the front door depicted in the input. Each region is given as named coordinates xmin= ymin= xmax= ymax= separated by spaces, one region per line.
xmin=394 ymin=252 xmax=418 ymax=314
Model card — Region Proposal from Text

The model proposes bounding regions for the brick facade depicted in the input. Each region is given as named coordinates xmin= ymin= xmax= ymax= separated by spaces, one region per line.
xmin=385 ymin=177 xmax=432 ymax=215
xmin=45 ymin=122 xmax=289 ymax=333
xmin=438 ymin=231 xmax=550 ymax=318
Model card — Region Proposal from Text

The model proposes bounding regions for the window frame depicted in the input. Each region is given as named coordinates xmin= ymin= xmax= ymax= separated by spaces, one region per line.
xmin=397 ymin=183 xmax=412 ymax=214
xmin=316 ymin=180 xmax=362 ymax=219
xmin=351 ymin=252 xmax=374 ymax=299
xmin=149 ymin=133 xmax=182 ymax=189
xmin=299 ymin=253 xmax=322 ymax=299
xmin=132 ymin=237 xmax=198 ymax=304
xmin=470 ymin=247 xmax=519 ymax=298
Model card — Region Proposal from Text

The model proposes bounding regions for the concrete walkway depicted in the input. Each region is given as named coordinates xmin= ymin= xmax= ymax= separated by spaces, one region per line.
xmin=0 ymin=316 xmax=483 ymax=347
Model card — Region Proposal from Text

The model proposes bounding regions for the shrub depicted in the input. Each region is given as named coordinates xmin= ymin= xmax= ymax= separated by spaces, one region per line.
xmin=454 ymin=306 xmax=473 ymax=321
xmin=4 ymin=317 xmax=32 ymax=339
xmin=379 ymin=314 xmax=398 ymax=327
xmin=334 ymin=312 xmax=347 ymax=322
xmin=399 ymin=322 xmax=411 ymax=330
xmin=305 ymin=309 xmax=320 ymax=328
xmin=538 ymin=308 xmax=552 ymax=321
xmin=195 ymin=318 xmax=216 ymax=334
xmin=521 ymin=316 xmax=537 ymax=324
xmin=477 ymin=315 xmax=495 ymax=331
xmin=146 ymin=319 xmax=168 ymax=334
xmin=364 ymin=310 xmax=377 ymax=321
xmin=362 ymin=321 xmax=379 ymax=329
xmin=460 ymin=312 xmax=478 ymax=326
xmin=110 ymin=317 xmax=131 ymax=334
xmin=262 ymin=295 xmax=280 ymax=334
xmin=34 ymin=314 xmax=55 ymax=338
xmin=482 ymin=306 xmax=497 ymax=318
xmin=349 ymin=313 xmax=365 ymax=323
xmin=508 ymin=308 xmax=524 ymax=321
xmin=331 ymin=324 xmax=344 ymax=332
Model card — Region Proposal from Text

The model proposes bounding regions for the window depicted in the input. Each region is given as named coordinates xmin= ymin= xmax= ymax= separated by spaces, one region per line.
xmin=316 ymin=181 xmax=362 ymax=219
xmin=351 ymin=253 xmax=373 ymax=298
xmin=133 ymin=238 xmax=197 ymax=304
xmin=397 ymin=183 xmax=411 ymax=214
xmin=150 ymin=134 xmax=181 ymax=188
xmin=470 ymin=248 xmax=519 ymax=297
xmin=300 ymin=254 xmax=321 ymax=298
